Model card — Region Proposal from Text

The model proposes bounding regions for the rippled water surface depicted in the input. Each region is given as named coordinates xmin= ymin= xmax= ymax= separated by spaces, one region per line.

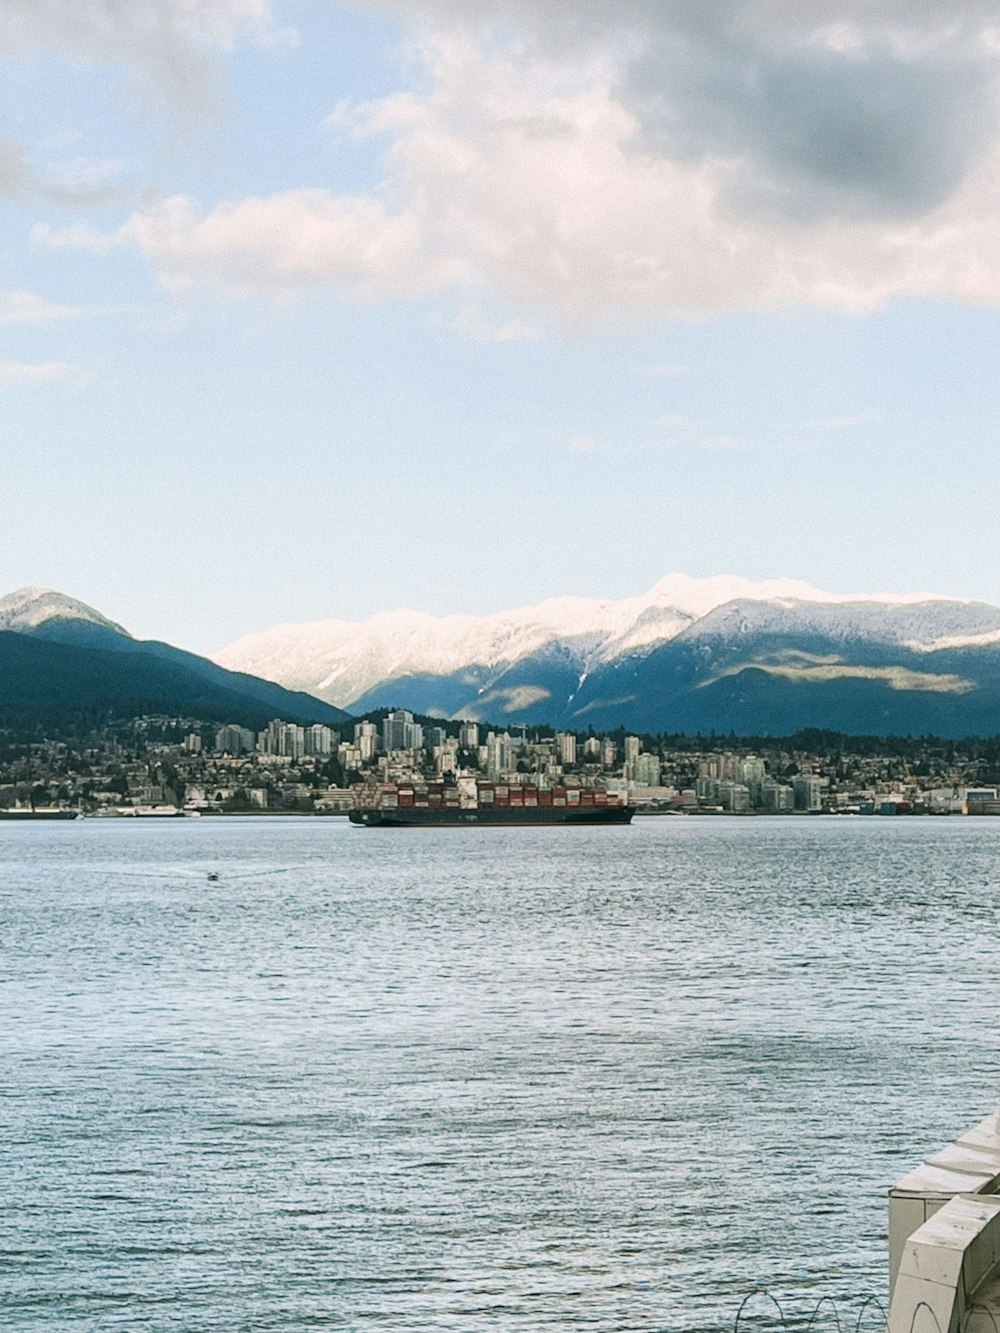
xmin=3 ymin=816 xmax=999 ymax=1331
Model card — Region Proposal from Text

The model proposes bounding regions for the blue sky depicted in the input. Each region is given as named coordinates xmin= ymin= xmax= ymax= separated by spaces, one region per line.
xmin=3 ymin=1 xmax=1000 ymax=653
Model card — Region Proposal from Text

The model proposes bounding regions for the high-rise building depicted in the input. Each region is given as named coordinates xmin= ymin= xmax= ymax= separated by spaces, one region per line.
xmin=382 ymin=710 xmax=422 ymax=752
xmin=459 ymin=721 xmax=479 ymax=752
xmin=305 ymin=724 xmax=334 ymax=756
xmin=354 ymin=721 xmax=378 ymax=761
xmin=425 ymin=726 xmax=447 ymax=751
xmin=793 ymin=775 xmax=823 ymax=812
xmin=214 ymin=724 xmax=255 ymax=755
xmin=583 ymin=736 xmax=601 ymax=758
xmin=760 ymin=781 xmax=794 ymax=812
xmin=632 ymin=753 xmax=661 ymax=786
xmin=259 ymin=719 xmax=305 ymax=759
xmin=556 ymin=732 xmax=577 ymax=767
xmin=485 ymin=731 xmax=512 ymax=779
xmin=738 ymin=755 xmax=767 ymax=804
xmin=624 ymin=736 xmax=641 ymax=764
xmin=737 ymin=756 xmax=766 ymax=786
xmin=601 ymin=739 xmax=617 ymax=769
xmin=718 ymin=781 xmax=750 ymax=812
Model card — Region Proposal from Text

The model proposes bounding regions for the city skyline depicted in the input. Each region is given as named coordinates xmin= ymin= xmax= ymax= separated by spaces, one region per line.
xmin=4 ymin=3 xmax=1000 ymax=651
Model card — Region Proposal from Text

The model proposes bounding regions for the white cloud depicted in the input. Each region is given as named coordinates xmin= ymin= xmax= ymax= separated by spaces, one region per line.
xmin=0 ymin=361 xmax=93 ymax=388
xmin=31 ymin=222 xmax=121 ymax=254
xmin=37 ymin=191 xmax=465 ymax=297
xmin=0 ymin=291 xmax=81 ymax=325
xmin=449 ymin=304 xmax=543 ymax=342
xmin=0 ymin=0 xmax=286 ymax=111
xmin=36 ymin=3 xmax=1000 ymax=322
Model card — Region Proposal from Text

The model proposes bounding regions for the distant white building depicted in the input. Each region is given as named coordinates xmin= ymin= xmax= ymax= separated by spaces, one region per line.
xmin=354 ymin=722 xmax=378 ymax=761
xmin=632 ymin=753 xmax=661 ymax=786
xmin=486 ymin=731 xmax=512 ymax=778
xmin=556 ymin=732 xmax=577 ymax=767
xmin=258 ymin=720 xmax=306 ymax=760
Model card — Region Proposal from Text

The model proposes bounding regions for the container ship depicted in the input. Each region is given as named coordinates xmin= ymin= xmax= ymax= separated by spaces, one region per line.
xmin=349 ymin=777 xmax=634 ymax=827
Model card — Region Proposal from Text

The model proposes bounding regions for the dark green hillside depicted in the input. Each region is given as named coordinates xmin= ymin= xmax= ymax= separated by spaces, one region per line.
xmin=0 ymin=631 xmax=349 ymax=731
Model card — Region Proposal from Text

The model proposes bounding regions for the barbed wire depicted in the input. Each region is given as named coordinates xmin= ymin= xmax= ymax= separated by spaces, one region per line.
xmin=732 ymin=1289 xmax=886 ymax=1333
xmin=729 ymin=1288 xmax=997 ymax=1333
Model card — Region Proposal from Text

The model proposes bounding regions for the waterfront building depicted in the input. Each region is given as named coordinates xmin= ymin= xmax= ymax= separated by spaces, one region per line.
xmin=793 ymin=774 xmax=823 ymax=812
xmin=717 ymin=781 xmax=750 ymax=812
xmin=759 ymin=780 xmax=794 ymax=812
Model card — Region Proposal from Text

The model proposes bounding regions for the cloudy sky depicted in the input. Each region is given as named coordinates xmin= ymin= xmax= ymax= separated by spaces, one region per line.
xmin=3 ymin=0 xmax=1000 ymax=650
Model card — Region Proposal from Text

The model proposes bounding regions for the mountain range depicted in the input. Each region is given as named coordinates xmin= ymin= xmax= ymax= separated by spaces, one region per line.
xmin=6 ymin=576 xmax=1000 ymax=738
xmin=215 ymin=574 xmax=1000 ymax=738
xmin=0 ymin=587 xmax=349 ymax=731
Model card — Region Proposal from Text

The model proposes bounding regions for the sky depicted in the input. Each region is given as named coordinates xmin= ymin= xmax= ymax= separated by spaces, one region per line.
xmin=3 ymin=1 xmax=1000 ymax=653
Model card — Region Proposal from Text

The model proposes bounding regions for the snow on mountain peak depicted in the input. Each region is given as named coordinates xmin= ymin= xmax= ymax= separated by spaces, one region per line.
xmin=645 ymin=573 xmax=955 ymax=619
xmin=0 ymin=586 xmax=129 ymax=636
xmin=214 ymin=573 xmax=968 ymax=710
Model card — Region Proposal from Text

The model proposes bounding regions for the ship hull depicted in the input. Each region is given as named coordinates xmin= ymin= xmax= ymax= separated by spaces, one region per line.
xmin=0 ymin=809 xmax=78 ymax=821
xmin=350 ymin=806 xmax=634 ymax=827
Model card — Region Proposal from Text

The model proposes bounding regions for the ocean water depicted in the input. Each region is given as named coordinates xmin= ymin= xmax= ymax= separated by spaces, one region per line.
xmin=2 ymin=815 xmax=999 ymax=1332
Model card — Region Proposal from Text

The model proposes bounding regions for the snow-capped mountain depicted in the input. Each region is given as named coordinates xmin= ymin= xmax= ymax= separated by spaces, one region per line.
xmin=0 ymin=586 xmax=129 ymax=639
xmin=214 ymin=573 xmax=1000 ymax=734
xmin=6 ymin=576 xmax=1000 ymax=736
xmin=0 ymin=584 xmax=350 ymax=726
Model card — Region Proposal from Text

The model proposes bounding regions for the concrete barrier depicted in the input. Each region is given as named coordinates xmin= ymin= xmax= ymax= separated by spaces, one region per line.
xmin=888 ymin=1112 xmax=1000 ymax=1333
